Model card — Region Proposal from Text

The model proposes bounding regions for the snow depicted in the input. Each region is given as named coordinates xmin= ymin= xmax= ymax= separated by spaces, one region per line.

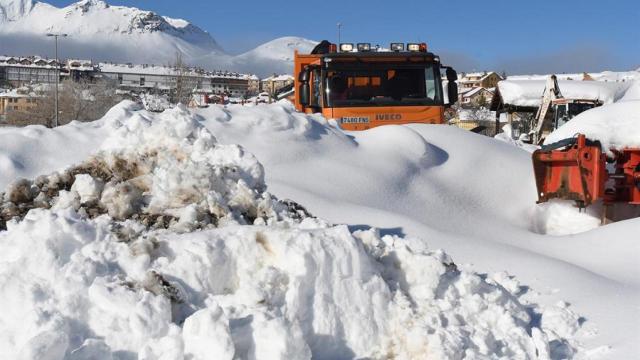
xmin=0 ymin=0 xmax=225 ymax=67
xmin=544 ymin=82 xmax=640 ymax=150
xmin=261 ymin=74 xmax=294 ymax=82
xmin=508 ymin=70 xmax=640 ymax=82
xmin=0 ymin=1 xmax=318 ymax=77
xmin=140 ymin=93 xmax=172 ymax=113
xmin=494 ymin=124 xmax=539 ymax=153
xmin=0 ymin=100 xmax=629 ymax=358
xmin=497 ymin=79 xmax=632 ymax=107
xmin=230 ymin=37 xmax=317 ymax=77
xmin=544 ymin=100 xmax=640 ymax=150
xmin=0 ymin=0 xmax=33 ymax=21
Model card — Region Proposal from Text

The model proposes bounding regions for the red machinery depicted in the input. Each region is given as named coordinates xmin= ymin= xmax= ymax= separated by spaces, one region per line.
xmin=532 ymin=134 xmax=640 ymax=211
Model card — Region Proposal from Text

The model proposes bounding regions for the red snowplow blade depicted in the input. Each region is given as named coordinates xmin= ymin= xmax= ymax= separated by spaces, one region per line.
xmin=532 ymin=135 xmax=606 ymax=207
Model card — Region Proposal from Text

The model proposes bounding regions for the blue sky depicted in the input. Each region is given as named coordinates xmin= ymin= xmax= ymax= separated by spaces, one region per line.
xmin=47 ymin=0 xmax=639 ymax=73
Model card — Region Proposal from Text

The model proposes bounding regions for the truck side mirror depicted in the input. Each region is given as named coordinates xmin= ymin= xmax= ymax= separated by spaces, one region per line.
xmin=447 ymin=81 xmax=458 ymax=105
xmin=446 ymin=67 xmax=458 ymax=82
xmin=299 ymin=68 xmax=309 ymax=82
xmin=299 ymin=83 xmax=310 ymax=106
xmin=298 ymin=68 xmax=311 ymax=106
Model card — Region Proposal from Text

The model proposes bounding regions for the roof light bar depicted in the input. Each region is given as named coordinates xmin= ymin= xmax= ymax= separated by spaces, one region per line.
xmin=390 ymin=43 xmax=404 ymax=52
xmin=339 ymin=43 xmax=354 ymax=52
xmin=407 ymin=43 xmax=428 ymax=52
xmin=357 ymin=43 xmax=371 ymax=52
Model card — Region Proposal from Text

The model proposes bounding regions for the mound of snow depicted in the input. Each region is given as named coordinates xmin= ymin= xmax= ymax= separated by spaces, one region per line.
xmin=0 ymin=101 xmax=584 ymax=359
xmin=494 ymin=124 xmax=539 ymax=153
xmin=140 ymin=93 xmax=172 ymax=113
xmin=544 ymin=100 xmax=640 ymax=150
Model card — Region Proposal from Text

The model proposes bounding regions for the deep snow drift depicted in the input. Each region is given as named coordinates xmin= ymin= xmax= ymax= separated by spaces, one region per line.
xmin=544 ymin=83 xmax=640 ymax=150
xmin=0 ymin=103 xmax=593 ymax=359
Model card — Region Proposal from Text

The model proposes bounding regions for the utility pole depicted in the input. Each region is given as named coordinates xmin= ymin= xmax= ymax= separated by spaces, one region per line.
xmin=337 ymin=22 xmax=342 ymax=45
xmin=46 ymin=33 xmax=67 ymax=127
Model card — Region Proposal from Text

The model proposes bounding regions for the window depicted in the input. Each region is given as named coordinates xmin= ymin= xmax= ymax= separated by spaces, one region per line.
xmin=140 ymin=77 xmax=145 ymax=86
xmin=325 ymin=63 xmax=442 ymax=107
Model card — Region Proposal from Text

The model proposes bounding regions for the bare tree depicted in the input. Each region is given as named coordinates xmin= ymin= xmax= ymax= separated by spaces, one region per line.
xmin=22 ymin=79 xmax=120 ymax=126
xmin=170 ymin=52 xmax=192 ymax=105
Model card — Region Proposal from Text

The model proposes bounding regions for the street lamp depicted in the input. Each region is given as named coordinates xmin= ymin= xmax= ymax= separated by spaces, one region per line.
xmin=46 ymin=33 xmax=67 ymax=127
xmin=337 ymin=22 xmax=342 ymax=45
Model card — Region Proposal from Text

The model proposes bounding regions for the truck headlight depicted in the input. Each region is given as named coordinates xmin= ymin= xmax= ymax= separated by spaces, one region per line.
xmin=339 ymin=43 xmax=354 ymax=52
xmin=390 ymin=43 xmax=404 ymax=52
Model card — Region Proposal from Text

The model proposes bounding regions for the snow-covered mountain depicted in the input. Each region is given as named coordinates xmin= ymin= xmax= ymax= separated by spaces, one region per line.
xmin=231 ymin=37 xmax=318 ymax=76
xmin=0 ymin=0 xmax=317 ymax=76
xmin=0 ymin=0 xmax=227 ymax=64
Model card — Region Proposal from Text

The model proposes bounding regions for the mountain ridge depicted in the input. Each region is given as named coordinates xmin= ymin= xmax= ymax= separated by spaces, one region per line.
xmin=0 ymin=0 xmax=317 ymax=76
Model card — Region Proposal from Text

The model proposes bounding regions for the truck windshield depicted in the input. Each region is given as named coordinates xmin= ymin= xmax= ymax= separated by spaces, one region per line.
xmin=325 ymin=63 xmax=442 ymax=107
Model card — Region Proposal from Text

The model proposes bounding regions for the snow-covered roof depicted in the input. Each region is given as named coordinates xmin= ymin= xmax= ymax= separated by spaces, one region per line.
xmin=0 ymin=88 xmax=39 ymax=98
xmin=508 ymin=70 xmax=640 ymax=82
xmin=261 ymin=74 xmax=294 ymax=82
xmin=459 ymin=71 xmax=499 ymax=83
xmin=496 ymin=79 xmax=631 ymax=107
xmin=460 ymin=87 xmax=492 ymax=98
xmin=98 ymin=62 xmax=252 ymax=80
xmin=0 ymin=56 xmax=60 ymax=69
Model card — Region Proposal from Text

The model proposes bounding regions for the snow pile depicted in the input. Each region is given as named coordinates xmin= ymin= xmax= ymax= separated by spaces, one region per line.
xmin=457 ymin=107 xmax=495 ymax=121
xmin=0 ymin=101 xmax=584 ymax=359
xmin=545 ymin=83 xmax=640 ymax=149
xmin=531 ymin=200 xmax=601 ymax=236
xmin=140 ymin=93 xmax=172 ymax=113
xmin=497 ymin=80 xmax=631 ymax=107
xmin=494 ymin=124 xmax=539 ymax=153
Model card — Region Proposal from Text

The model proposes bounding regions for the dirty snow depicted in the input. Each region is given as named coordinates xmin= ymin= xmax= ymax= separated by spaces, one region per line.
xmin=0 ymin=99 xmax=638 ymax=358
xmin=0 ymin=102 xmax=592 ymax=359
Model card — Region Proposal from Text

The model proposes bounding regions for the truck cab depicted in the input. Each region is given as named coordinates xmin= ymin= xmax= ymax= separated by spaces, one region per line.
xmin=294 ymin=41 xmax=459 ymax=130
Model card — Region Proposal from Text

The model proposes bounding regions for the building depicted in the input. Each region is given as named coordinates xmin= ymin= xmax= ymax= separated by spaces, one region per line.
xmin=448 ymin=107 xmax=501 ymax=136
xmin=260 ymin=74 xmax=294 ymax=96
xmin=66 ymin=59 xmax=98 ymax=82
xmin=1 ymin=55 xmax=260 ymax=99
xmin=458 ymin=71 xmax=502 ymax=90
xmin=99 ymin=63 xmax=256 ymax=98
xmin=0 ymin=56 xmax=60 ymax=87
xmin=459 ymin=87 xmax=494 ymax=107
xmin=0 ymin=87 xmax=40 ymax=123
xmin=247 ymin=75 xmax=260 ymax=95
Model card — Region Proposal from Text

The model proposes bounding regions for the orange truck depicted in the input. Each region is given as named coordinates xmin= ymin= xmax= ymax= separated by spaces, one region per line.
xmin=294 ymin=41 xmax=459 ymax=131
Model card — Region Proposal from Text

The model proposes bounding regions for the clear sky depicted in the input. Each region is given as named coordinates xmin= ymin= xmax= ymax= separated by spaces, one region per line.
xmin=47 ymin=0 xmax=639 ymax=74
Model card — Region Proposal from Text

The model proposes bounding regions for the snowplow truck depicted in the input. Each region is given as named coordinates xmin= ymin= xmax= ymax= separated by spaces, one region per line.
xmin=294 ymin=41 xmax=459 ymax=130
